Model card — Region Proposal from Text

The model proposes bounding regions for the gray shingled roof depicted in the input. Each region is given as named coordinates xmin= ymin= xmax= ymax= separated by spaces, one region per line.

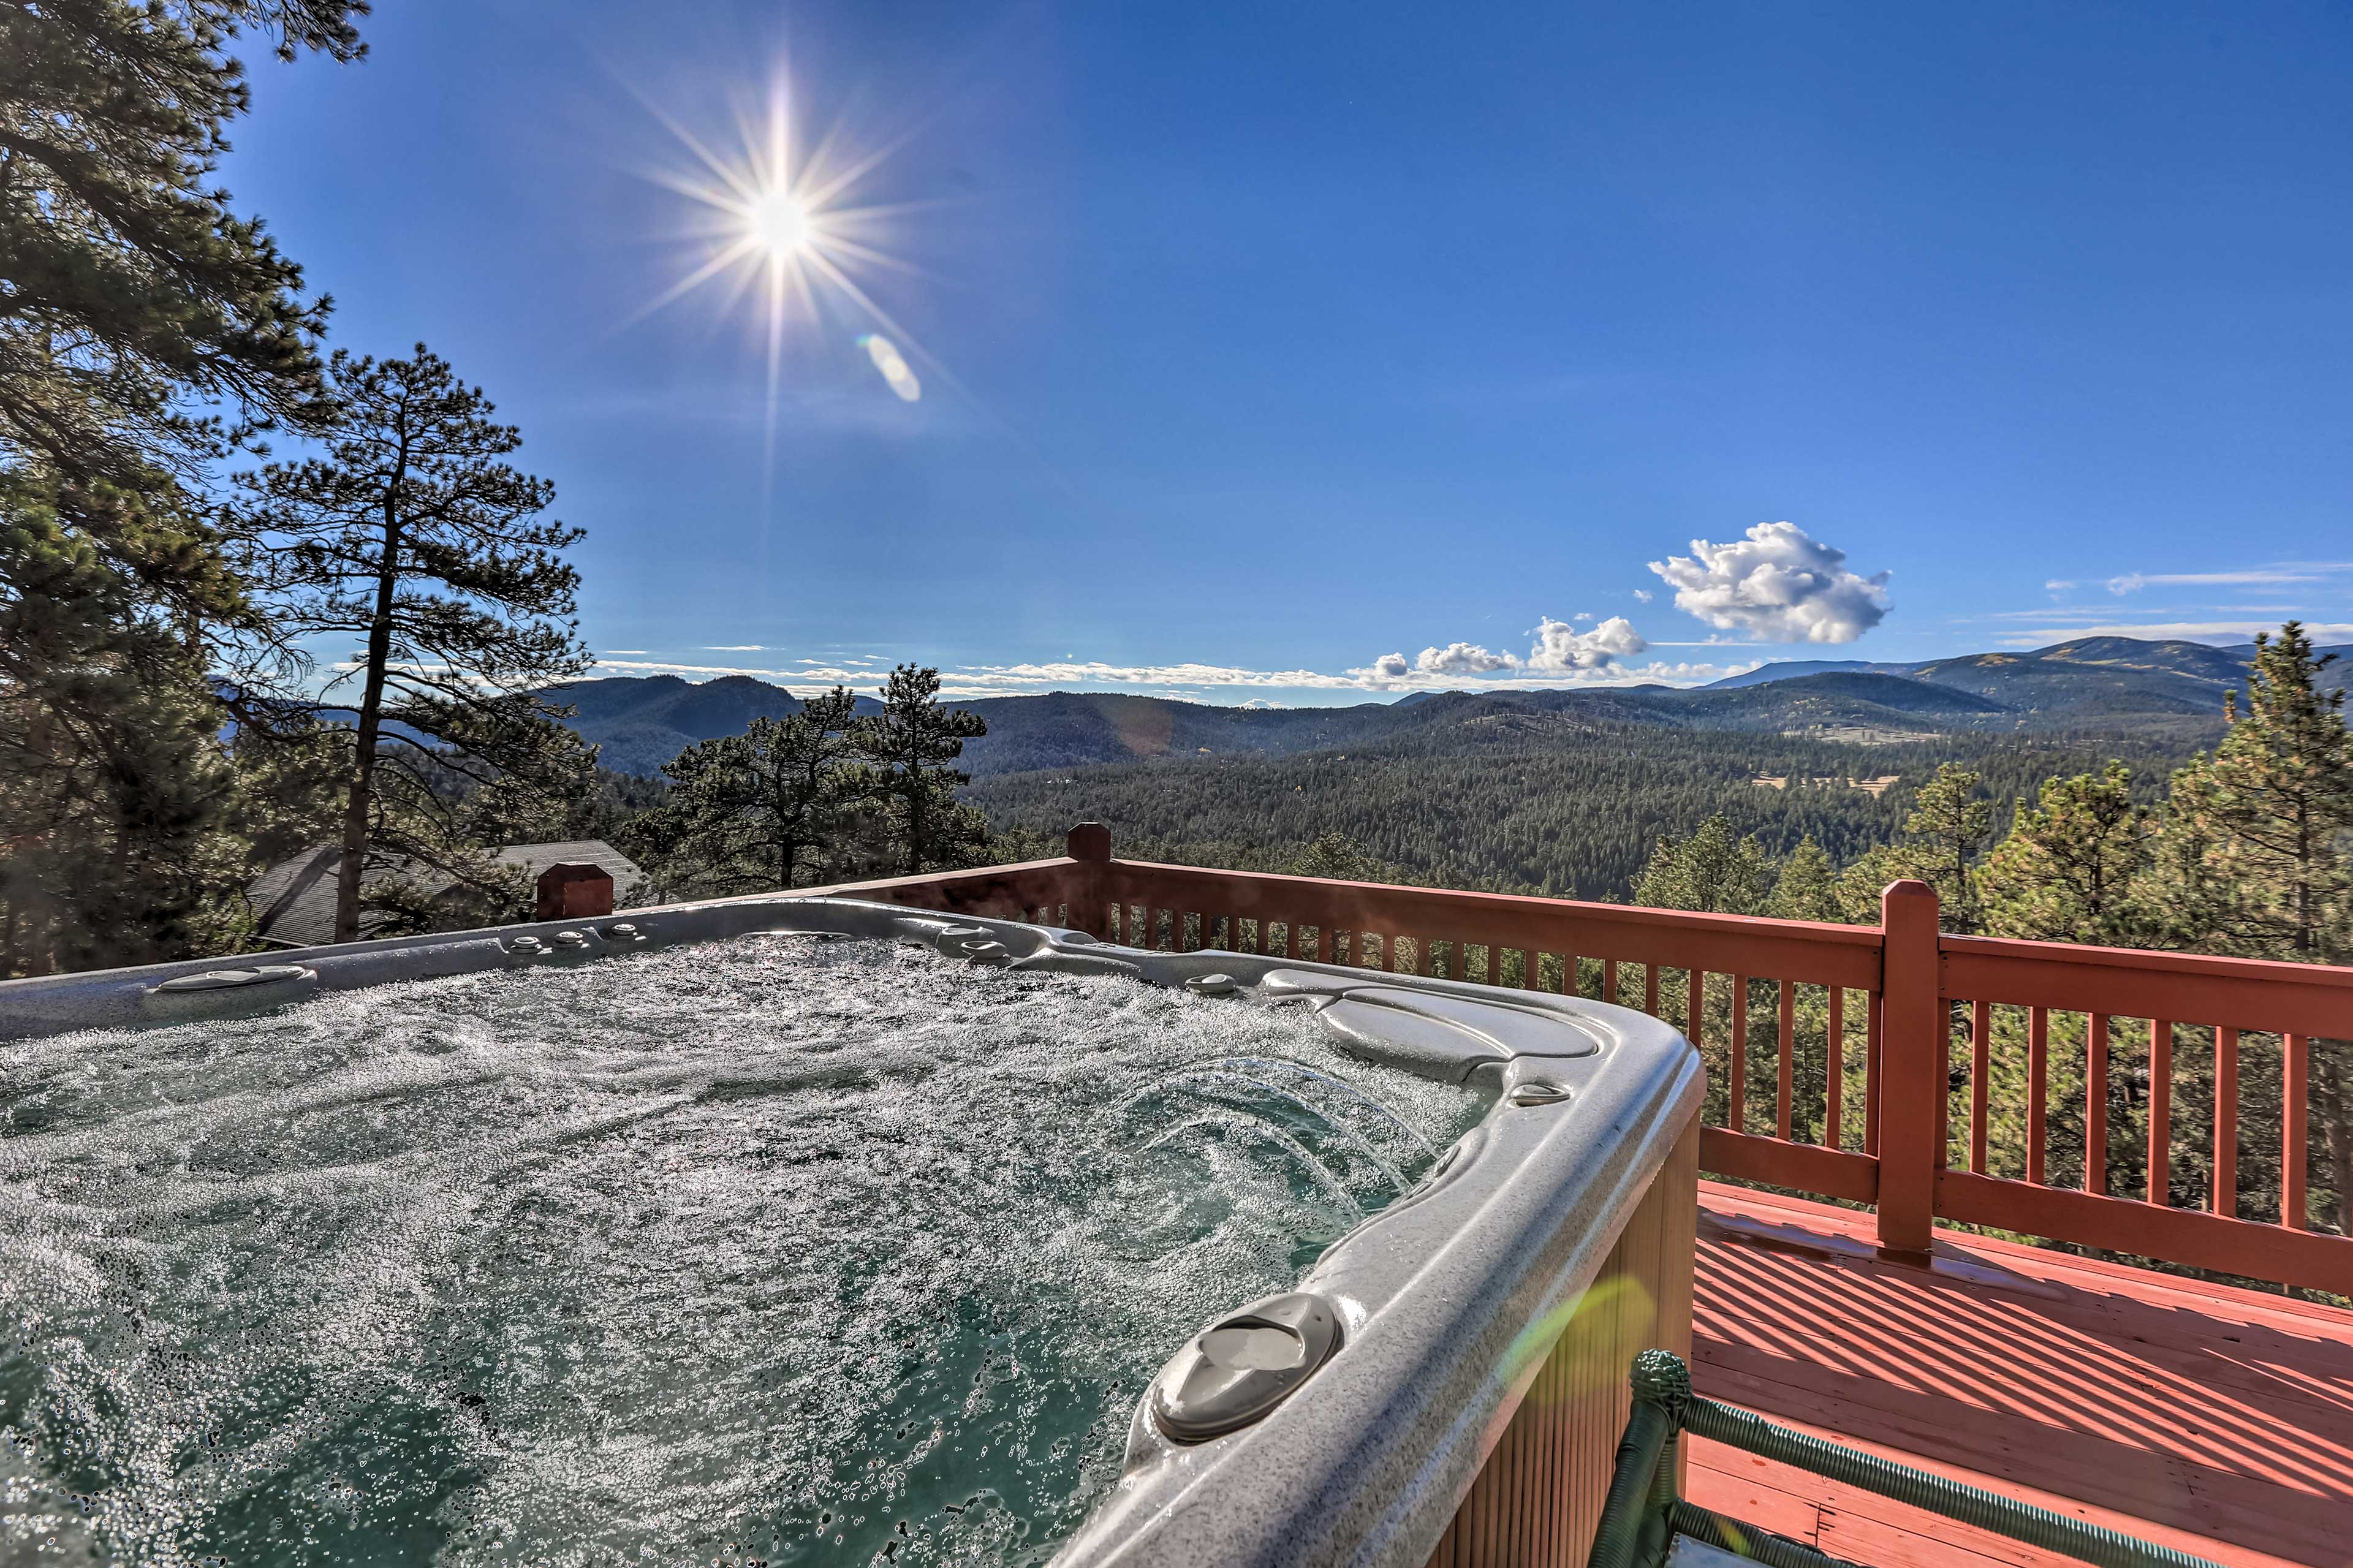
xmin=247 ymin=840 xmax=648 ymax=948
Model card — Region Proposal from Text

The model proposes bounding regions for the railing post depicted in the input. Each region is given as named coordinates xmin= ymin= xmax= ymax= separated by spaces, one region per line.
xmin=1876 ymin=879 xmax=1942 ymax=1257
xmin=1066 ymin=822 xmax=1113 ymax=938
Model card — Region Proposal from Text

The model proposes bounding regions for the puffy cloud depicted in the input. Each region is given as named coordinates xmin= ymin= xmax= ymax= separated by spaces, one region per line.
xmin=1632 ymin=589 xmax=1654 ymax=603
xmin=1649 ymin=522 xmax=1890 ymax=644
xmin=2044 ymin=580 xmax=2076 ymax=594
xmin=1528 ymin=615 xmax=1646 ymax=670
xmin=1415 ymin=641 xmax=1517 ymax=676
xmin=1355 ymin=616 xmax=1650 ymax=687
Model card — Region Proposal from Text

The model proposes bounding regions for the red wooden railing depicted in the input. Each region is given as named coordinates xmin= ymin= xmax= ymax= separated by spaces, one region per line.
xmin=806 ymin=825 xmax=2353 ymax=1297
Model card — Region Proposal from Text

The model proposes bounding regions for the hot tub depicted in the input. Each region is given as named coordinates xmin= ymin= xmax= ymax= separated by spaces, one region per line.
xmin=0 ymin=896 xmax=1700 ymax=1568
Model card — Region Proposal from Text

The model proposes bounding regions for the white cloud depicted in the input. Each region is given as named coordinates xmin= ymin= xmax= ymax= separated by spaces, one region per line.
xmin=594 ymin=631 xmax=1752 ymax=706
xmin=2043 ymin=580 xmax=2075 ymax=594
xmin=1354 ymin=616 xmax=1650 ymax=689
xmin=1995 ymin=619 xmax=2353 ymax=646
xmin=1528 ymin=615 xmax=1647 ymax=671
xmin=601 ymin=648 xmax=650 ymax=654
xmin=1650 ymin=522 xmax=1890 ymax=644
xmin=1415 ymin=641 xmax=1518 ymax=676
xmin=1632 ymin=589 xmax=1654 ymax=603
xmin=705 ymin=644 xmax=769 ymax=651
xmin=2106 ymin=570 xmax=2323 ymax=595
xmin=1572 ymin=612 xmax=1594 ymax=623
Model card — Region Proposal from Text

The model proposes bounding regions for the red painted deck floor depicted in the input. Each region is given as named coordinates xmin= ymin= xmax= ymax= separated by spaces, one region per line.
xmin=1687 ymin=1182 xmax=2353 ymax=1568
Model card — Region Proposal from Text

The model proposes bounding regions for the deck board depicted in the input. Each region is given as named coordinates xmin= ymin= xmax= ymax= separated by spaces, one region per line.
xmin=1689 ymin=1182 xmax=2353 ymax=1568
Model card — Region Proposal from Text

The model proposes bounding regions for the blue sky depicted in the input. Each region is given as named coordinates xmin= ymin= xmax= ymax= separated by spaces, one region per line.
xmin=224 ymin=2 xmax=2353 ymax=704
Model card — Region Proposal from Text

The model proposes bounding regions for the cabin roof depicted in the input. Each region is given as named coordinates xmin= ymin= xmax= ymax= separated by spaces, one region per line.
xmin=247 ymin=839 xmax=647 ymax=947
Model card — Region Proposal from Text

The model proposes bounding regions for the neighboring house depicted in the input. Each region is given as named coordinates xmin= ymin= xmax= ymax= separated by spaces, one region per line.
xmin=245 ymin=840 xmax=649 ymax=948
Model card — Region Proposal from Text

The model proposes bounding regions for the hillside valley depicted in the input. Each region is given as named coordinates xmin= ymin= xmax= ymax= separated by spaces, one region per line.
xmin=527 ymin=635 xmax=2347 ymax=900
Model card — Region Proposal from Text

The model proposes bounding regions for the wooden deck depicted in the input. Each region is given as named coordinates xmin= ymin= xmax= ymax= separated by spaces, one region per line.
xmin=1688 ymin=1183 xmax=2353 ymax=1568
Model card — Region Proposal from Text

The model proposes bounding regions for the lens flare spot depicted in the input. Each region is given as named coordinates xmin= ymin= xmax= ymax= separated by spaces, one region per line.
xmin=860 ymin=333 xmax=923 ymax=402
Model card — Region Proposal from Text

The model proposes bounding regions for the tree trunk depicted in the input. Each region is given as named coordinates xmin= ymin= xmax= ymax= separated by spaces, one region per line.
xmin=333 ymin=477 xmax=407 ymax=944
xmin=903 ymin=757 xmax=925 ymax=877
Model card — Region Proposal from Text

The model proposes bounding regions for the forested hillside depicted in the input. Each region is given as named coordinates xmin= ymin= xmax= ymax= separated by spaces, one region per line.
xmin=548 ymin=634 xmax=2281 ymax=780
xmin=969 ymin=722 xmax=2207 ymax=900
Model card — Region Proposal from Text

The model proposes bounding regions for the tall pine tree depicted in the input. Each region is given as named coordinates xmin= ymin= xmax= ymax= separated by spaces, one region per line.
xmin=850 ymin=664 xmax=989 ymax=876
xmin=2161 ymin=624 xmax=2353 ymax=1229
xmin=233 ymin=346 xmax=593 ymax=941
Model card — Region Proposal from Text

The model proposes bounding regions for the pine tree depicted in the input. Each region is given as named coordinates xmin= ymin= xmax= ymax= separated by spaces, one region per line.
xmin=1766 ymin=835 xmax=1844 ymax=923
xmin=1898 ymin=762 xmax=1994 ymax=932
xmin=0 ymin=473 xmax=241 ymax=973
xmin=2 ymin=0 xmax=371 ymax=969
xmin=1977 ymin=762 xmax=2156 ymax=946
xmin=0 ymin=0 xmax=365 ymax=603
xmin=2161 ymin=624 xmax=2353 ymax=1230
xmin=849 ymin=664 xmax=990 ymax=876
xmin=232 ymin=346 xmax=594 ymax=941
xmin=1633 ymin=814 xmax=1771 ymax=916
xmin=2169 ymin=626 xmax=2353 ymax=961
xmin=631 ymin=689 xmax=864 ymax=895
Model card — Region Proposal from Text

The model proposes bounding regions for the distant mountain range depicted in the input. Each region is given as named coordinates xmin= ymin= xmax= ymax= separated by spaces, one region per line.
xmin=1707 ymin=636 xmax=2348 ymax=714
xmin=547 ymin=637 xmax=2348 ymax=779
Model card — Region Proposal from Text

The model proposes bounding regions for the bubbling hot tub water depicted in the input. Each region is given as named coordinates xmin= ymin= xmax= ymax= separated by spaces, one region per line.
xmin=0 ymin=933 xmax=1486 ymax=1567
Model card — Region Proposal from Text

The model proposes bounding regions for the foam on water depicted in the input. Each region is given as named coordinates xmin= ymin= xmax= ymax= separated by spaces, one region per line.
xmin=0 ymin=934 xmax=1486 ymax=1566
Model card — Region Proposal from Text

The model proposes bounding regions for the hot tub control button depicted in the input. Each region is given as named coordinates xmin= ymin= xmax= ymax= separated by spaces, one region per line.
xmin=1148 ymin=1291 xmax=1340 ymax=1442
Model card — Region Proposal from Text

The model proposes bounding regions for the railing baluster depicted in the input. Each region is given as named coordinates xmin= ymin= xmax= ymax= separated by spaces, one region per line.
xmin=2286 ymin=1032 xmax=2311 ymax=1229
xmin=1564 ymin=953 xmax=1580 ymax=998
xmin=1969 ymin=999 xmax=1991 ymax=1174
xmin=2027 ymin=1006 xmax=2048 ymax=1186
xmin=1826 ymin=986 xmax=1844 ymax=1153
xmin=2213 ymin=1026 xmax=2238 ymax=1218
xmin=1864 ymin=991 xmax=1882 ymax=1157
xmin=1729 ymin=975 xmax=1748 ymax=1135
xmin=1645 ymin=964 xmax=1660 ymax=1018
xmin=1523 ymin=950 xmax=1543 ymax=992
xmin=1604 ymin=958 xmax=1620 ymax=1007
xmin=1687 ymin=970 xmax=1706 ymax=1059
xmin=2086 ymin=1012 xmax=2109 ymax=1197
xmin=1777 ymin=979 xmax=1796 ymax=1140
xmin=2147 ymin=1018 xmax=2173 ymax=1206
xmin=1934 ymin=994 xmax=1951 ymax=1172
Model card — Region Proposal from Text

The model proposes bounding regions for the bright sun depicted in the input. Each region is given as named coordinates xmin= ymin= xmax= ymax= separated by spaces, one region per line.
xmin=746 ymin=188 xmax=813 ymax=258
xmin=636 ymin=72 xmax=942 ymax=466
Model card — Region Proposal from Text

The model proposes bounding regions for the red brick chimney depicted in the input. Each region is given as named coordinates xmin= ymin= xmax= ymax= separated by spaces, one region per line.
xmin=536 ymin=863 xmax=615 ymax=922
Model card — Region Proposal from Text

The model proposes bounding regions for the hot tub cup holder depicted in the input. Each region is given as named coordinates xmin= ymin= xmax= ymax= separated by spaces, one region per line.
xmin=140 ymin=963 xmax=320 ymax=1020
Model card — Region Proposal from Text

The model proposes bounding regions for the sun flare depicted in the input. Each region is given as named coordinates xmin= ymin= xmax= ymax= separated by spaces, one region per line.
xmin=634 ymin=72 xmax=942 ymax=464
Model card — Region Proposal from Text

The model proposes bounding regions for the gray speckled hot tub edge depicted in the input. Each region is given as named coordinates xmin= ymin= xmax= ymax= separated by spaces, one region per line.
xmin=0 ymin=895 xmax=1703 ymax=1568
